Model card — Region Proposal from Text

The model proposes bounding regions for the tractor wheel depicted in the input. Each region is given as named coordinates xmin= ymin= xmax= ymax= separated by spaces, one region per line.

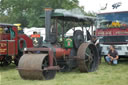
xmin=42 ymin=56 xmax=56 ymax=80
xmin=77 ymin=42 xmax=99 ymax=72
xmin=0 ymin=56 xmax=12 ymax=66
xmin=18 ymin=54 xmax=57 ymax=80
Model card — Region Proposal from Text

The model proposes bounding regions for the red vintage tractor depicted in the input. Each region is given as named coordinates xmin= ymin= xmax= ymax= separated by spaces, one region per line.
xmin=0 ymin=23 xmax=33 ymax=66
xmin=17 ymin=8 xmax=99 ymax=80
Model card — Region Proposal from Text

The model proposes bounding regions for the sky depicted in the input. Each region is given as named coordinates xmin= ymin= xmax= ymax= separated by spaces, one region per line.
xmin=79 ymin=0 xmax=103 ymax=12
xmin=78 ymin=0 xmax=128 ymax=13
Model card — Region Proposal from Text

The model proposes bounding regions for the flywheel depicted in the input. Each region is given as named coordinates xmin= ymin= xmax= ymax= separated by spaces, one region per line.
xmin=77 ymin=42 xmax=99 ymax=72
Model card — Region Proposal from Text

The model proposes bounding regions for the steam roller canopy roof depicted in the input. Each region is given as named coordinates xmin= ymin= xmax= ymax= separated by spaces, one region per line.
xmin=0 ymin=23 xmax=16 ymax=27
xmin=40 ymin=9 xmax=96 ymax=23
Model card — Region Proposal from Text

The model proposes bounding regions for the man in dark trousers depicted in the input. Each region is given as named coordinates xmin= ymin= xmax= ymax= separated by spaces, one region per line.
xmin=105 ymin=45 xmax=119 ymax=65
xmin=92 ymin=35 xmax=101 ymax=64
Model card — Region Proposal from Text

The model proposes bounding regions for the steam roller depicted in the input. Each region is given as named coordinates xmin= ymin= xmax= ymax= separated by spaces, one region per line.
xmin=18 ymin=54 xmax=55 ymax=80
xmin=18 ymin=48 xmax=59 ymax=80
xmin=17 ymin=8 xmax=99 ymax=80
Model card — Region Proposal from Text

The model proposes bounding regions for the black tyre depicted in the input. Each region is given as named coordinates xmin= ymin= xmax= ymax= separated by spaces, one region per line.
xmin=0 ymin=56 xmax=12 ymax=66
xmin=42 ymin=57 xmax=56 ymax=80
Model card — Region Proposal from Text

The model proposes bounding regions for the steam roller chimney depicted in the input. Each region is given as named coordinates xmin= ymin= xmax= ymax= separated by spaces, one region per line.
xmin=44 ymin=8 xmax=52 ymax=42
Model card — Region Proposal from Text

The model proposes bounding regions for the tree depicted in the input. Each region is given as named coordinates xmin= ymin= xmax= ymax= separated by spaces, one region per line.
xmin=0 ymin=0 xmax=81 ymax=27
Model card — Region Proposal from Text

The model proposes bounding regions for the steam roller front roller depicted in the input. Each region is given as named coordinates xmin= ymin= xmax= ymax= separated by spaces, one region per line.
xmin=77 ymin=42 xmax=99 ymax=72
xmin=17 ymin=54 xmax=56 ymax=80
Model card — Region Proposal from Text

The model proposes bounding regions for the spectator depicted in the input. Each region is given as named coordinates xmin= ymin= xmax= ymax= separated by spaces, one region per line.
xmin=92 ymin=36 xmax=99 ymax=46
xmin=30 ymin=31 xmax=40 ymax=38
xmin=105 ymin=45 xmax=119 ymax=65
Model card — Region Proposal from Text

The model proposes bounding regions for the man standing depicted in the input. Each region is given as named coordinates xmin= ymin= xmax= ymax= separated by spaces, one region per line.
xmin=92 ymin=36 xmax=101 ymax=64
xmin=30 ymin=31 xmax=40 ymax=38
xmin=105 ymin=45 xmax=119 ymax=65
xmin=30 ymin=31 xmax=42 ymax=47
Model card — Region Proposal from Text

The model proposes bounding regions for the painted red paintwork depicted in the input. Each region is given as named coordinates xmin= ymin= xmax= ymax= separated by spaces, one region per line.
xmin=12 ymin=26 xmax=18 ymax=55
xmin=8 ymin=40 xmax=15 ymax=56
xmin=0 ymin=34 xmax=11 ymax=40
xmin=18 ymin=34 xmax=33 ymax=48
xmin=49 ymin=48 xmax=54 ymax=66
xmin=96 ymin=28 xmax=128 ymax=36
xmin=55 ymin=48 xmax=71 ymax=59
xmin=0 ymin=41 xmax=7 ymax=55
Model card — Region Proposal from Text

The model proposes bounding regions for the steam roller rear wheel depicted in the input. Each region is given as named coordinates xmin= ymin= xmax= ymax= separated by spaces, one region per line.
xmin=18 ymin=54 xmax=56 ymax=80
xmin=0 ymin=56 xmax=12 ymax=66
xmin=77 ymin=42 xmax=99 ymax=72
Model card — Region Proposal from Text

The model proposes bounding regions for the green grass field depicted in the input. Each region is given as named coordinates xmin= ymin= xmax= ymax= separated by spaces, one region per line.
xmin=0 ymin=59 xmax=128 ymax=85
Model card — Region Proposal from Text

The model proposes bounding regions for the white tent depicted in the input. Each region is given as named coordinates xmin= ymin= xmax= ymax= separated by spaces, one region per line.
xmin=23 ymin=26 xmax=95 ymax=41
xmin=23 ymin=27 xmax=45 ymax=40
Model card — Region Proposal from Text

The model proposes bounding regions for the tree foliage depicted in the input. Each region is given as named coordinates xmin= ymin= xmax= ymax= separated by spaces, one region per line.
xmin=0 ymin=0 xmax=81 ymax=27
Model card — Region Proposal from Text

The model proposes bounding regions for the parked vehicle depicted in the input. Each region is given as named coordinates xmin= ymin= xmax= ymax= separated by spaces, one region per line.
xmin=96 ymin=1 xmax=128 ymax=58
xmin=17 ymin=8 xmax=99 ymax=80
xmin=0 ymin=23 xmax=33 ymax=66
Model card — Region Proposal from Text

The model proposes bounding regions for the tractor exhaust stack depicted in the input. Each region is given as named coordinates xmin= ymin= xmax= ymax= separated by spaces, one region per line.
xmin=45 ymin=8 xmax=52 ymax=43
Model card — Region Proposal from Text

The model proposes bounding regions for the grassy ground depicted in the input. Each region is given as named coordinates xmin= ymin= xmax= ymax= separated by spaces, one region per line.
xmin=0 ymin=58 xmax=128 ymax=85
